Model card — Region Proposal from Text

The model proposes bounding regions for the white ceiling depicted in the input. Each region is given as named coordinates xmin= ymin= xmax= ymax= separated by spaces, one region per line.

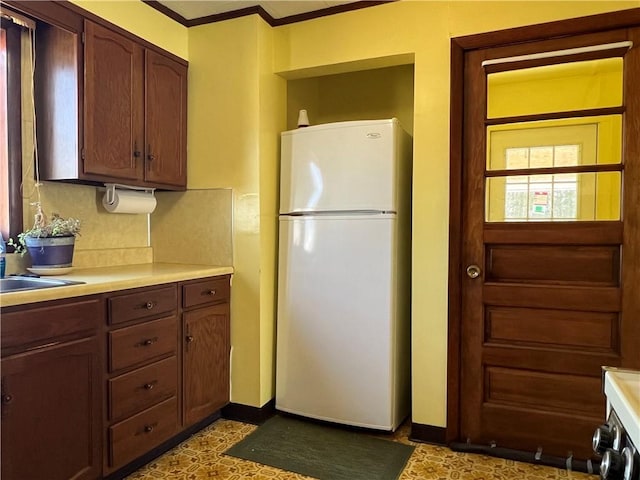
xmin=156 ymin=1 xmax=360 ymax=21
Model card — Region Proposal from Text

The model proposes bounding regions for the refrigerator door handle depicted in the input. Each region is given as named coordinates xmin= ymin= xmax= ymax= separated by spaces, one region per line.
xmin=282 ymin=210 xmax=396 ymax=217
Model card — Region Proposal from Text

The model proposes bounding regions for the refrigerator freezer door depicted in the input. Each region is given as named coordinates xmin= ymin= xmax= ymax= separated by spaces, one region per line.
xmin=275 ymin=214 xmax=401 ymax=430
xmin=280 ymin=119 xmax=402 ymax=214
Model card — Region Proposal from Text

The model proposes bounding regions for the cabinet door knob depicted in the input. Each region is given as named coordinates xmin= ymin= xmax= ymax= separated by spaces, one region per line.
xmin=147 ymin=145 xmax=155 ymax=161
xmin=185 ymin=335 xmax=194 ymax=343
xmin=1 ymin=394 xmax=12 ymax=404
xmin=139 ymin=337 xmax=158 ymax=347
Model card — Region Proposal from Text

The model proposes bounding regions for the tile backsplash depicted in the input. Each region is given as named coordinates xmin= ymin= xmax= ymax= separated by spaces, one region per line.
xmin=151 ymin=189 xmax=233 ymax=266
xmin=25 ymin=182 xmax=151 ymax=251
xmin=8 ymin=182 xmax=233 ymax=273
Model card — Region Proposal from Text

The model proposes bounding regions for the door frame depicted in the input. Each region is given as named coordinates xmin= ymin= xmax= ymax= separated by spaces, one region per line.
xmin=447 ymin=7 xmax=640 ymax=445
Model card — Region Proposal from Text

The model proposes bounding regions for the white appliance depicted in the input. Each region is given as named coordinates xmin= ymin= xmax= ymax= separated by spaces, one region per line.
xmin=592 ymin=367 xmax=640 ymax=480
xmin=275 ymin=118 xmax=412 ymax=431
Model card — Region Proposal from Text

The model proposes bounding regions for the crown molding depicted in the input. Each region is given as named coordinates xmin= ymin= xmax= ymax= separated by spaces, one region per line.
xmin=143 ymin=1 xmax=394 ymax=28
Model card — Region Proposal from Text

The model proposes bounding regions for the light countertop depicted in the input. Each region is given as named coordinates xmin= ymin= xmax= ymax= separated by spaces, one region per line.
xmin=0 ymin=263 xmax=234 ymax=308
xmin=604 ymin=368 xmax=640 ymax=447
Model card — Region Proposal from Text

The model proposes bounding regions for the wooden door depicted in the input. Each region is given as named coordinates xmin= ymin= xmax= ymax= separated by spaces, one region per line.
xmin=84 ymin=20 xmax=144 ymax=181
xmin=1 ymin=337 xmax=102 ymax=480
xmin=144 ymin=49 xmax=187 ymax=188
xmin=183 ymin=303 xmax=230 ymax=426
xmin=459 ymin=27 xmax=640 ymax=460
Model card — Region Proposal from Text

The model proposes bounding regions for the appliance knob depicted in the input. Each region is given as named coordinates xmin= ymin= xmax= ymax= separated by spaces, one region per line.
xmin=601 ymin=449 xmax=625 ymax=480
xmin=620 ymin=447 xmax=635 ymax=480
xmin=594 ymin=425 xmax=615 ymax=454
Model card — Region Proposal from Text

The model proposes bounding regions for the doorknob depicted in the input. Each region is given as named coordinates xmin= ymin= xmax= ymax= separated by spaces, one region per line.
xmin=466 ymin=264 xmax=481 ymax=279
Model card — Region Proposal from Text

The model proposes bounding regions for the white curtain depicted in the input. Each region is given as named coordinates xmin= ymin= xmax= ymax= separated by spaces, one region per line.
xmin=20 ymin=27 xmax=37 ymax=229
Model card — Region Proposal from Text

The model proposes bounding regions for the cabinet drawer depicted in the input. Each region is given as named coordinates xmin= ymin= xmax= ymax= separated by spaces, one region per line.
xmin=1 ymin=299 xmax=101 ymax=352
xmin=109 ymin=317 xmax=177 ymax=372
xmin=109 ymin=397 xmax=178 ymax=469
xmin=109 ymin=356 xmax=177 ymax=421
xmin=182 ymin=276 xmax=230 ymax=309
xmin=109 ymin=285 xmax=177 ymax=325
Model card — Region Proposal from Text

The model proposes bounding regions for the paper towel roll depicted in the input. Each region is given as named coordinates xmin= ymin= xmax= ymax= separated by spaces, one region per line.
xmin=102 ymin=189 xmax=157 ymax=214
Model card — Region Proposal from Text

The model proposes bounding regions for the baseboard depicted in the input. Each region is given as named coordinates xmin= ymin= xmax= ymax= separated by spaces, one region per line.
xmin=222 ymin=398 xmax=276 ymax=425
xmin=409 ymin=422 xmax=447 ymax=445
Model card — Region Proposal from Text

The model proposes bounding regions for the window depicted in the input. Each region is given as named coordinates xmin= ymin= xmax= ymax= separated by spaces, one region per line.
xmin=1 ymin=11 xmax=29 ymax=246
xmin=504 ymin=145 xmax=579 ymax=221
xmin=1 ymin=26 xmax=8 ymax=236
xmin=484 ymin=57 xmax=624 ymax=223
xmin=485 ymin=117 xmax=622 ymax=222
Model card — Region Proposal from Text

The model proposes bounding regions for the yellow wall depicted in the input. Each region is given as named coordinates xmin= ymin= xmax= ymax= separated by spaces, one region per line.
xmin=187 ymin=15 xmax=286 ymax=406
xmin=286 ymin=65 xmax=415 ymax=132
xmin=257 ymin=20 xmax=287 ymax=403
xmin=51 ymin=0 xmax=639 ymax=429
xmin=268 ymin=0 xmax=638 ymax=428
xmin=70 ymin=0 xmax=188 ymax=59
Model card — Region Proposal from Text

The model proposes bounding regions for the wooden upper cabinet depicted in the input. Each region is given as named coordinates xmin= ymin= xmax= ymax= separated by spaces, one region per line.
xmin=145 ymin=50 xmax=187 ymax=187
xmin=81 ymin=20 xmax=187 ymax=190
xmin=84 ymin=20 xmax=144 ymax=181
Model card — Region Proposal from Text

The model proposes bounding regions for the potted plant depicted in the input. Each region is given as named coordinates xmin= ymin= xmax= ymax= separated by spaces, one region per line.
xmin=10 ymin=206 xmax=81 ymax=268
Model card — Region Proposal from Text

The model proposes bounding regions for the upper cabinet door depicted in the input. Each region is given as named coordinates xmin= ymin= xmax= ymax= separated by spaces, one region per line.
xmin=84 ymin=20 xmax=144 ymax=181
xmin=145 ymin=50 xmax=187 ymax=188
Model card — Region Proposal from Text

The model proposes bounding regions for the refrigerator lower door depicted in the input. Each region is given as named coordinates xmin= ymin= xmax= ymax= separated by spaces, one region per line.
xmin=276 ymin=214 xmax=406 ymax=430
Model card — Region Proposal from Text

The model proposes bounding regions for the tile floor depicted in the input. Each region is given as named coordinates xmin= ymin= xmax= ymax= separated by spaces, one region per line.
xmin=127 ymin=418 xmax=598 ymax=480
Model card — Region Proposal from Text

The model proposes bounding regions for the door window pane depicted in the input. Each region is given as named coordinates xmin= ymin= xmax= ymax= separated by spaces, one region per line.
xmin=487 ymin=116 xmax=623 ymax=170
xmin=486 ymin=172 xmax=621 ymax=222
xmin=487 ymin=58 xmax=623 ymax=118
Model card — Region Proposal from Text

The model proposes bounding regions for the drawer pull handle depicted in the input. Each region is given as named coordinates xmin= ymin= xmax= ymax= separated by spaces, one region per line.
xmin=136 ymin=301 xmax=157 ymax=310
xmin=206 ymin=289 xmax=216 ymax=296
xmin=2 ymin=394 xmax=13 ymax=404
xmin=138 ymin=337 xmax=159 ymax=347
xmin=185 ymin=335 xmax=194 ymax=343
xmin=143 ymin=382 xmax=156 ymax=390
xmin=143 ymin=425 xmax=154 ymax=433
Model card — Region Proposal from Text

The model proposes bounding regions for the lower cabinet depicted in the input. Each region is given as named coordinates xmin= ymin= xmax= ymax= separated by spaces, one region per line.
xmin=182 ymin=276 xmax=231 ymax=427
xmin=1 ymin=300 xmax=102 ymax=480
xmin=104 ymin=285 xmax=180 ymax=474
xmin=104 ymin=275 xmax=231 ymax=475
xmin=109 ymin=397 xmax=178 ymax=468
xmin=183 ymin=303 xmax=231 ymax=426
xmin=0 ymin=274 xmax=231 ymax=479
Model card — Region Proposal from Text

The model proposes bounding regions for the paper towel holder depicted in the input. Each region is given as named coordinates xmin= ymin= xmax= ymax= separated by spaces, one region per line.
xmin=103 ymin=183 xmax=156 ymax=212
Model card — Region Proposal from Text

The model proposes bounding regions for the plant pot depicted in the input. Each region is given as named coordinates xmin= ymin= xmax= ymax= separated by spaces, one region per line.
xmin=25 ymin=236 xmax=76 ymax=268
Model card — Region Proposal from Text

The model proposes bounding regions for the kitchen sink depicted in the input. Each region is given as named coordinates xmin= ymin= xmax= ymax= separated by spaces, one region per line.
xmin=0 ymin=276 xmax=85 ymax=293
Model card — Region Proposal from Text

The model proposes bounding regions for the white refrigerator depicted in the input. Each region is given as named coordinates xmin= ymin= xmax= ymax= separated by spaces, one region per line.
xmin=275 ymin=118 xmax=412 ymax=431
